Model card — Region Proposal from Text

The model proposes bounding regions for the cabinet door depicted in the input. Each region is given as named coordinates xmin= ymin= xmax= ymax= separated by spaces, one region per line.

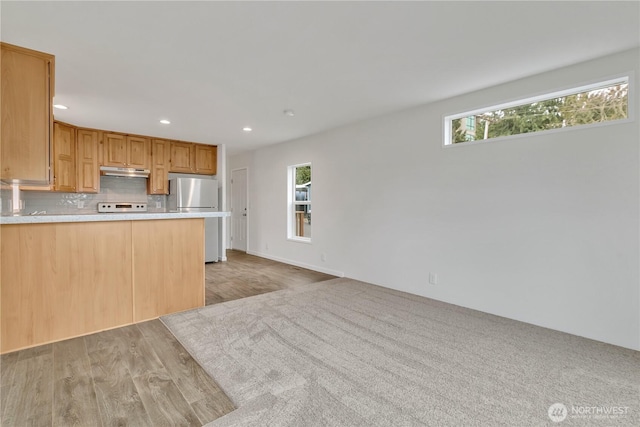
xmin=148 ymin=139 xmax=169 ymax=195
xmin=103 ymin=133 xmax=127 ymax=166
xmin=1 ymin=43 xmax=54 ymax=182
xmin=169 ymin=141 xmax=194 ymax=173
xmin=194 ymin=144 xmax=217 ymax=175
xmin=127 ymin=136 xmax=150 ymax=169
xmin=76 ymin=129 xmax=99 ymax=193
xmin=52 ymin=122 xmax=76 ymax=192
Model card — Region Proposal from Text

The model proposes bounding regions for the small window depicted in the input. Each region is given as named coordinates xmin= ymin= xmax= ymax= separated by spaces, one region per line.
xmin=288 ymin=163 xmax=311 ymax=241
xmin=445 ymin=77 xmax=629 ymax=145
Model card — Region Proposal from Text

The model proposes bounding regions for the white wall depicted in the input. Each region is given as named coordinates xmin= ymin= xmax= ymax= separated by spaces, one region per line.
xmin=228 ymin=48 xmax=640 ymax=350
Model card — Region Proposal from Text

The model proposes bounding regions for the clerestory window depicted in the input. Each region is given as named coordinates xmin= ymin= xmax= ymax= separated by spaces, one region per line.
xmin=445 ymin=77 xmax=629 ymax=146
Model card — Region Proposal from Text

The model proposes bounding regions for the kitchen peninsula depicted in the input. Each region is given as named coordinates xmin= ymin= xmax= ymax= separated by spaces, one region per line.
xmin=0 ymin=41 xmax=233 ymax=354
xmin=0 ymin=211 xmax=229 ymax=354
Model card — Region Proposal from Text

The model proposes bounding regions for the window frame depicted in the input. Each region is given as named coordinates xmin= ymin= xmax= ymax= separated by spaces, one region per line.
xmin=443 ymin=74 xmax=633 ymax=148
xmin=287 ymin=162 xmax=312 ymax=243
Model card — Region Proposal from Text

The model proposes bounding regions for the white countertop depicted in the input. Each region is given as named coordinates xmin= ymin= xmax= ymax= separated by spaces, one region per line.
xmin=0 ymin=211 xmax=230 ymax=225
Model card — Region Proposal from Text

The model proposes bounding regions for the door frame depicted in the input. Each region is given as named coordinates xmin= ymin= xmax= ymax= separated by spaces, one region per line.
xmin=230 ymin=167 xmax=249 ymax=252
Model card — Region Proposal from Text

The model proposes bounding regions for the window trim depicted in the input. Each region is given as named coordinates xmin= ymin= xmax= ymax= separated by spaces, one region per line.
xmin=287 ymin=162 xmax=312 ymax=243
xmin=443 ymin=73 xmax=633 ymax=148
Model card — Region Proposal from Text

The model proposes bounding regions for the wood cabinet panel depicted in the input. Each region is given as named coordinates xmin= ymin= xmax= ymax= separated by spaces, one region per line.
xmin=46 ymin=117 xmax=215 ymax=191
xmin=169 ymin=141 xmax=217 ymax=175
xmin=53 ymin=122 xmax=76 ymax=192
xmin=1 ymin=219 xmax=206 ymax=353
xmin=76 ymin=128 xmax=100 ymax=193
xmin=132 ymin=219 xmax=204 ymax=322
xmin=1 ymin=43 xmax=54 ymax=183
xmin=1 ymin=224 xmax=55 ymax=351
xmin=1 ymin=222 xmax=133 ymax=353
xmin=148 ymin=139 xmax=169 ymax=195
xmin=127 ymin=136 xmax=150 ymax=169
xmin=103 ymin=133 xmax=127 ymax=166
xmin=102 ymin=133 xmax=149 ymax=169
xmin=169 ymin=141 xmax=194 ymax=173
xmin=194 ymin=144 xmax=217 ymax=175
xmin=97 ymin=130 xmax=104 ymax=166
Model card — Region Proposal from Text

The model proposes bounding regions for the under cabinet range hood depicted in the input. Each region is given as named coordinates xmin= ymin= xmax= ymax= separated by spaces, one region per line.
xmin=99 ymin=166 xmax=150 ymax=178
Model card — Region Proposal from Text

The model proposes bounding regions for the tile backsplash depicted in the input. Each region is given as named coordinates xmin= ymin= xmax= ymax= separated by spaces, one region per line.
xmin=1 ymin=176 xmax=166 ymax=215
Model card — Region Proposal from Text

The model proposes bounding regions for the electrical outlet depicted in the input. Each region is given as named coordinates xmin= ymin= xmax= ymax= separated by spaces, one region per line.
xmin=321 ymin=253 xmax=326 ymax=262
xmin=265 ymin=243 xmax=269 ymax=251
xmin=429 ymin=273 xmax=438 ymax=285
xmin=155 ymin=201 xmax=162 ymax=209
xmin=77 ymin=201 xmax=85 ymax=209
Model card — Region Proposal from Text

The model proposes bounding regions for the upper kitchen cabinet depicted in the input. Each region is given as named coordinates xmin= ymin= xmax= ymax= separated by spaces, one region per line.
xmin=169 ymin=141 xmax=194 ymax=173
xmin=50 ymin=123 xmax=99 ymax=193
xmin=103 ymin=133 xmax=150 ymax=169
xmin=1 ymin=43 xmax=54 ymax=183
xmin=76 ymin=128 xmax=100 ymax=193
xmin=194 ymin=144 xmax=217 ymax=175
xmin=52 ymin=122 xmax=76 ymax=192
xmin=169 ymin=141 xmax=217 ymax=175
xmin=128 ymin=136 xmax=150 ymax=168
xmin=103 ymin=132 xmax=127 ymax=166
xmin=148 ymin=139 xmax=169 ymax=195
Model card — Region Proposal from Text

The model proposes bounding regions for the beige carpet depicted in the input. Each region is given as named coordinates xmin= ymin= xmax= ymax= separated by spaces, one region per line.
xmin=161 ymin=278 xmax=640 ymax=426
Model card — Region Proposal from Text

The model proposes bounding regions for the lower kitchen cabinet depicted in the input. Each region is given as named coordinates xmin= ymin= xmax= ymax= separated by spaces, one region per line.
xmin=0 ymin=218 xmax=205 ymax=353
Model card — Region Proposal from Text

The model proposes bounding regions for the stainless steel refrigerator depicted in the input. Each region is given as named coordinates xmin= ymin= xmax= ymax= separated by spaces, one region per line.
xmin=168 ymin=177 xmax=219 ymax=262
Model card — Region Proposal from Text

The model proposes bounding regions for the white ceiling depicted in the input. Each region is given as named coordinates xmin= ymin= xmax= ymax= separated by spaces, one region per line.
xmin=2 ymin=1 xmax=639 ymax=155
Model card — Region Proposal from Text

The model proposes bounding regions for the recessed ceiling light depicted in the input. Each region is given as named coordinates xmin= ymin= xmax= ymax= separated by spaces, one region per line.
xmin=243 ymin=127 xmax=252 ymax=132
xmin=283 ymin=109 xmax=295 ymax=117
xmin=53 ymin=104 xmax=68 ymax=110
xmin=159 ymin=119 xmax=171 ymax=124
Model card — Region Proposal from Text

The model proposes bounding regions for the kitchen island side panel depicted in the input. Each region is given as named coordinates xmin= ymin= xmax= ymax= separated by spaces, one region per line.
xmin=0 ymin=218 xmax=206 ymax=353
xmin=132 ymin=218 xmax=205 ymax=322
xmin=1 ymin=222 xmax=133 ymax=353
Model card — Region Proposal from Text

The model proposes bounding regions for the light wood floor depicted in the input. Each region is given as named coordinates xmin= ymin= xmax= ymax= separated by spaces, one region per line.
xmin=205 ymin=250 xmax=336 ymax=305
xmin=1 ymin=251 xmax=336 ymax=426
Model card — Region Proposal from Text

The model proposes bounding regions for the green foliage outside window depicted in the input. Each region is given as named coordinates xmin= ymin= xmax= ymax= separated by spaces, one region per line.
xmin=296 ymin=165 xmax=311 ymax=185
xmin=451 ymin=83 xmax=628 ymax=144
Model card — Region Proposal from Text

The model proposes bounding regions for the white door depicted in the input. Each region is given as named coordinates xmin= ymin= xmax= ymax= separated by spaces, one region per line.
xmin=231 ymin=168 xmax=248 ymax=252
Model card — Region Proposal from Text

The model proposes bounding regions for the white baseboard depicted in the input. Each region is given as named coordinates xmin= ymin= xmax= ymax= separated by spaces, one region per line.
xmin=247 ymin=250 xmax=345 ymax=277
